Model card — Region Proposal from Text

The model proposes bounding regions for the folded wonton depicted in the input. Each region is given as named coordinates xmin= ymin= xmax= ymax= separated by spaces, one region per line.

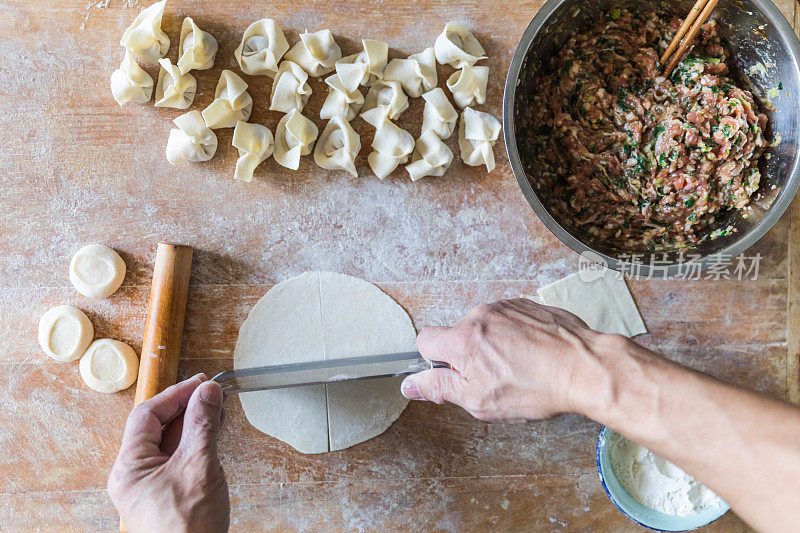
xmin=383 ymin=47 xmax=437 ymax=98
xmin=458 ymin=107 xmax=501 ymax=172
xmin=360 ymin=108 xmax=414 ymax=180
xmin=120 ymin=0 xmax=170 ymax=65
xmin=406 ymin=130 xmax=454 ymax=181
xmin=446 ymin=65 xmax=488 ymax=108
xmin=269 ymin=61 xmax=312 ymax=113
xmin=234 ymin=19 xmax=290 ymax=78
xmin=336 ymin=39 xmax=389 ymax=88
xmin=284 ymin=29 xmax=342 ymax=77
xmin=155 ymin=58 xmax=197 ymax=109
xmin=110 ymin=49 xmax=153 ymax=106
xmin=421 ymin=87 xmax=458 ymax=139
xmin=274 ymin=108 xmax=319 ymax=170
xmin=232 ymin=121 xmax=274 ymax=182
xmin=320 ymin=73 xmax=364 ymax=121
xmin=202 ymin=70 xmax=253 ymax=129
xmin=177 ymin=17 xmax=218 ymax=74
xmin=314 ymin=116 xmax=361 ymax=177
xmin=361 ymin=80 xmax=409 ymax=122
xmin=165 ymin=110 xmax=218 ymax=166
xmin=433 ymin=21 xmax=486 ymax=69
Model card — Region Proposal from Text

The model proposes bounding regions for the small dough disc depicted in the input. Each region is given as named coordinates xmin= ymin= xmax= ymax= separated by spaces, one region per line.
xmin=69 ymin=244 xmax=126 ymax=298
xmin=79 ymin=339 xmax=139 ymax=393
xmin=235 ymin=271 xmax=416 ymax=454
xmin=38 ymin=305 xmax=94 ymax=362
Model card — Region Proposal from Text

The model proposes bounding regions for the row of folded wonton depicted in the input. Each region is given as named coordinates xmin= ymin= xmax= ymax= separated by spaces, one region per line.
xmin=110 ymin=0 xmax=502 ymax=182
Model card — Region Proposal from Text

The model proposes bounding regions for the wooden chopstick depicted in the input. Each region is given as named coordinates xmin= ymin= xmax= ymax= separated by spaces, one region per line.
xmin=660 ymin=0 xmax=720 ymax=78
xmin=660 ymin=0 xmax=710 ymax=65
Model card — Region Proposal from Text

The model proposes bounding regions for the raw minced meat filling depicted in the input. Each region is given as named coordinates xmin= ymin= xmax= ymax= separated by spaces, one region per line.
xmin=526 ymin=9 xmax=772 ymax=250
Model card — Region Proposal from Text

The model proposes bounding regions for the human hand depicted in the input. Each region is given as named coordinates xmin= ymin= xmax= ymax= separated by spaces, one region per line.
xmin=108 ymin=374 xmax=230 ymax=533
xmin=401 ymin=298 xmax=625 ymax=422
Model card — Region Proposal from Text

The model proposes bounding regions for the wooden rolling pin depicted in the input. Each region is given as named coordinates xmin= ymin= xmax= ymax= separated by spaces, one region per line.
xmin=121 ymin=243 xmax=193 ymax=533
xmin=134 ymin=242 xmax=194 ymax=403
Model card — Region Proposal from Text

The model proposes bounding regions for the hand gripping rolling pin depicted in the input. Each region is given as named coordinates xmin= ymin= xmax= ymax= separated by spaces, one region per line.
xmin=120 ymin=242 xmax=193 ymax=532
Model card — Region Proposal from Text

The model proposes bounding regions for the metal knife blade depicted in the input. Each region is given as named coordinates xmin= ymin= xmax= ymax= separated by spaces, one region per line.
xmin=211 ymin=351 xmax=449 ymax=394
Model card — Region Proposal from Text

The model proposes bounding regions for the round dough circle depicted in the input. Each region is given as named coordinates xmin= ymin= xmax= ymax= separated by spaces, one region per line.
xmin=234 ymin=271 xmax=416 ymax=454
xmin=38 ymin=305 xmax=94 ymax=362
xmin=79 ymin=339 xmax=139 ymax=393
xmin=69 ymin=244 xmax=126 ymax=298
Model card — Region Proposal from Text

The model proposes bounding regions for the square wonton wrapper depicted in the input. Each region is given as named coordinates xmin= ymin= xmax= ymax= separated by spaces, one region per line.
xmin=536 ymin=269 xmax=646 ymax=337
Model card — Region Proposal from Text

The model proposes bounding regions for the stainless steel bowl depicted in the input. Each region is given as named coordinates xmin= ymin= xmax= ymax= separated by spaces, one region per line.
xmin=504 ymin=0 xmax=800 ymax=276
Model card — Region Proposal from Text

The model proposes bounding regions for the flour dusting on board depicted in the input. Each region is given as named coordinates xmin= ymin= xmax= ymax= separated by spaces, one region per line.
xmin=80 ymin=0 xmax=111 ymax=32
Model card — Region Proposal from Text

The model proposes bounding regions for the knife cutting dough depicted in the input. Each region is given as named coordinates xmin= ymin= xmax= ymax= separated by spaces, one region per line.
xmin=110 ymin=286 xmax=800 ymax=533
xmin=20 ymin=0 xmax=800 ymax=531
xmin=233 ymin=271 xmax=416 ymax=454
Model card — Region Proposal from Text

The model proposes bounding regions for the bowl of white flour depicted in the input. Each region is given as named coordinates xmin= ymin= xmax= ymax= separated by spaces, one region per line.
xmin=596 ymin=427 xmax=729 ymax=531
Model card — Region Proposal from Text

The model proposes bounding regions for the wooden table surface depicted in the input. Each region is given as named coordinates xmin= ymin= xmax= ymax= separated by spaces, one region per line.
xmin=1 ymin=0 xmax=799 ymax=531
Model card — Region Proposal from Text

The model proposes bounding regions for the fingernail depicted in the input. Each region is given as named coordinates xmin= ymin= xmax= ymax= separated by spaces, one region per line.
xmin=401 ymin=377 xmax=424 ymax=400
xmin=191 ymin=373 xmax=208 ymax=382
xmin=199 ymin=381 xmax=223 ymax=406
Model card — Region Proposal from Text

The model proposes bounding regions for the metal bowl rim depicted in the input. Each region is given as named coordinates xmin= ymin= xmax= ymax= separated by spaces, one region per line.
xmin=503 ymin=0 xmax=800 ymax=277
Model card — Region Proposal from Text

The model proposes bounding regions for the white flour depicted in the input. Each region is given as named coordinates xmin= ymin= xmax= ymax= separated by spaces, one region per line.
xmin=608 ymin=432 xmax=723 ymax=517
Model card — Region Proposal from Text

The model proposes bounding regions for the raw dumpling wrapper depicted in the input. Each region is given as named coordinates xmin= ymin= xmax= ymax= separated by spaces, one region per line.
xmin=234 ymin=271 xmax=416 ymax=454
xmin=234 ymin=18 xmax=290 ymax=77
xmin=110 ymin=49 xmax=153 ymax=105
xmin=433 ymin=21 xmax=486 ymax=69
xmin=314 ymin=116 xmax=360 ymax=177
xmin=166 ymin=110 xmax=218 ymax=165
xmin=361 ymin=108 xmax=414 ymax=180
xmin=232 ymin=121 xmax=274 ymax=182
xmin=458 ymin=107 xmax=501 ymax=172
xmin=155 ymin=58 xmax=197 ymax=109
xmin=406 ymin=130 xmax=453 ymax=181
xmin=320 ymin=73 xmax=364 ymax=121
xmin=536 ymin=269 xmax=647 ymax=337
xmin=269 ymin=61 xmax=312 ymax=113
xmin=361 ymin=80 xmax=409 ymax=122
xmin=284 ymin=29 xmax=342 ymax=77
xmin=383 ymin=47 xmax=437 ymax=98
xmin=336 ymin=39 xmax=388 ymax=88
xmin=202 ymin=70 xmax=253 ymax=129
xmin=177 ymin=17 xmax=218 ymax=74
xmin=274 ymin=108 xmax=319 ymax=170
xmin=120 ymin=0 xmax=169 ymax=65
xmin=447 ymin=65 xmax=488 ymax=108
xmin=421 ymin=87 xmax=458 ymax=139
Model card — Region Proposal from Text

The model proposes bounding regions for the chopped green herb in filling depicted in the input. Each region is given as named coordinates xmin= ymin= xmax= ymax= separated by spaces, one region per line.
xmin=526 ymin=9 xmax=771 ymax=250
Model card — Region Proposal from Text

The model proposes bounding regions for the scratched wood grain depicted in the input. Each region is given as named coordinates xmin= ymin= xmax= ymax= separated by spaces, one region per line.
xmin=784 ymin=0 xmax=800 ymax=407
xmin=0 ymin=0 xmax=797 ymax=531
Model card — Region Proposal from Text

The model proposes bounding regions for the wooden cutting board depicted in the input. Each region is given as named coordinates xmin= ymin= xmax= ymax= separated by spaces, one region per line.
xmin=0 ymin=0 xmax=798 ymax=530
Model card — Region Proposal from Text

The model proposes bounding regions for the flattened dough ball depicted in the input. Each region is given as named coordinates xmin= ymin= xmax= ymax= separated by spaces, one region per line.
xmin=69 ymin=244 xmax=126 ymax=298
xmin=79 ymin=339 xmax=139 ymax=393
xmin=38 ymin=305 xmax=94 ymax=362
